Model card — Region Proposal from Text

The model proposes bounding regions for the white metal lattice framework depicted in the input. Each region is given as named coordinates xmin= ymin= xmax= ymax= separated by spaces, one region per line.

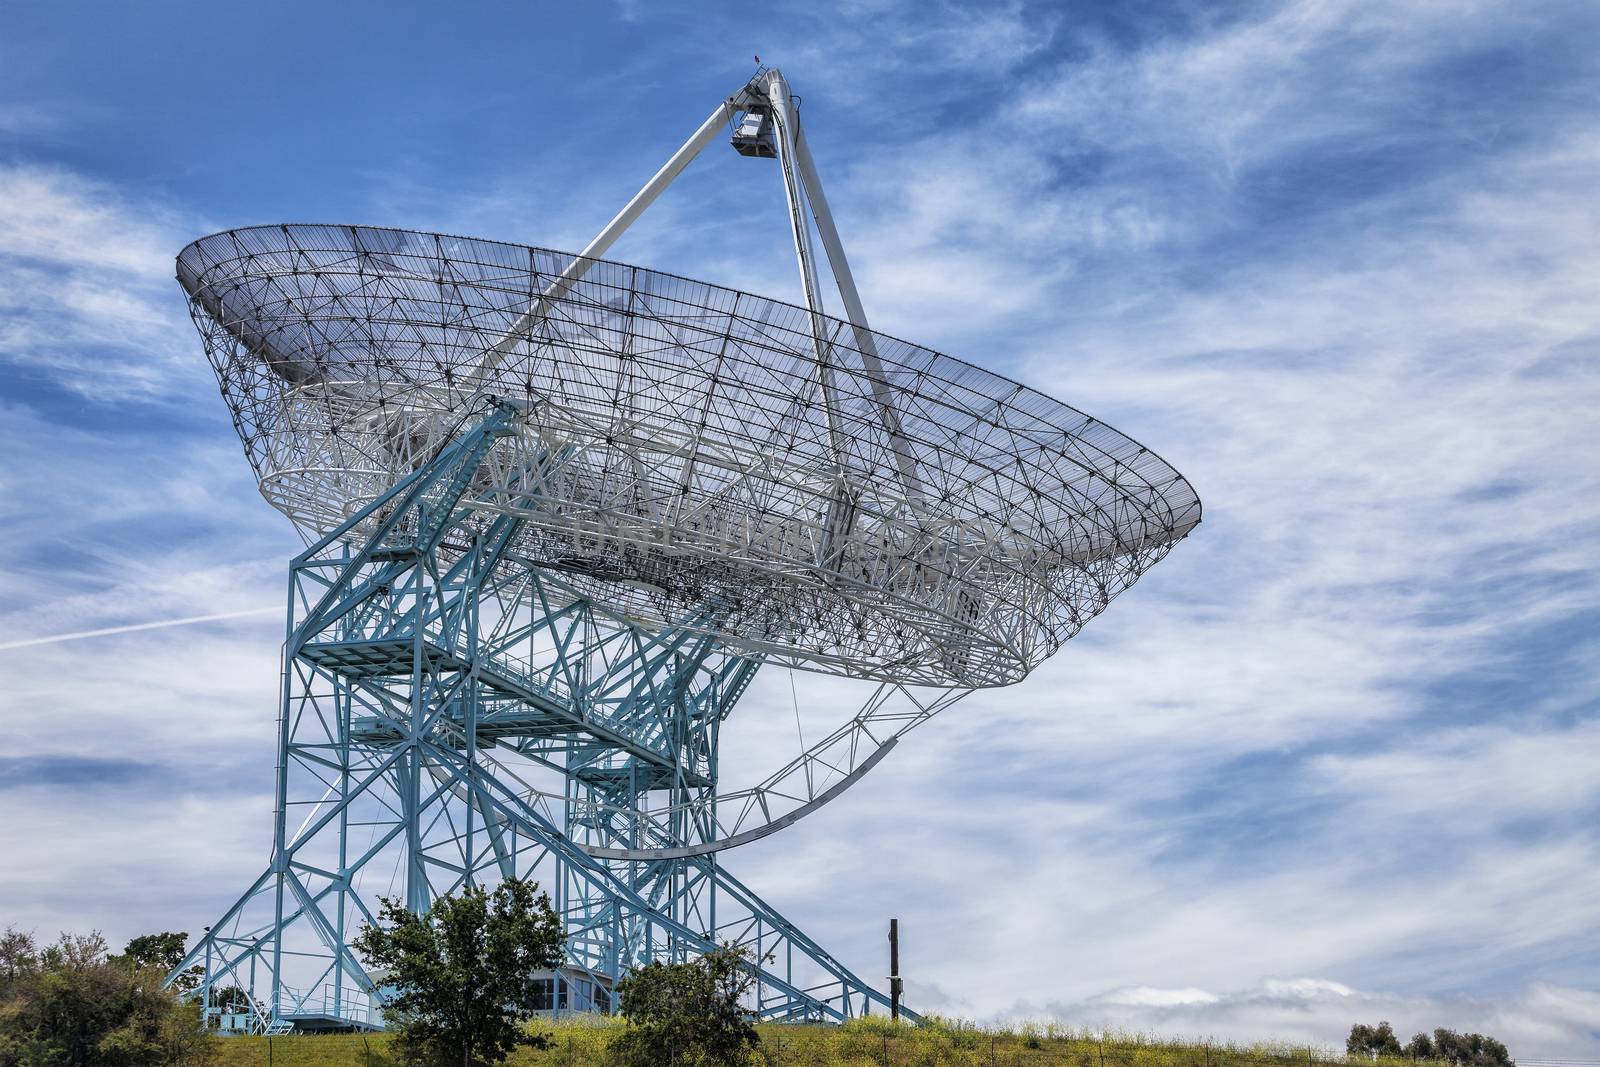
xmin=179 ymin=71 xmax=1199 ymax=692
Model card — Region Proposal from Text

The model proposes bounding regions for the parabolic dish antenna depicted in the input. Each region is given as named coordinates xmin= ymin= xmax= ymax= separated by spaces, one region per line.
xmin=179 ymin=231 xmax=1195 ymax=692
xmin=170 ymin=68 xmax=1200 ymax=1031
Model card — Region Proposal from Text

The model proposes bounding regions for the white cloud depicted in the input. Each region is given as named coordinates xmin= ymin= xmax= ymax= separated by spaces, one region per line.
xmin=0 ymin=787 xmax=273 ymax=943
xmin=0 ymin=102 xmax=67 ymax=137
xmin=786 ymin=0 xmax=1055 ymax=108
xmin=2 ymin=0 xmax=1598 ymax=1053
xmin=1011 ymin=978 xmax=1600 ymax=1055
xmin=1093 ymin=986 xmax=1223 ymax=1008
xmin=1310 ymin=720 xmax=1600 ymax=826
xmin=1014 ymin=0 xmax=1540 ymax=177
xmin=713 ymin=1 xmax=1600 ymax=1053
xmin=0 ymin=163 xmax=204 ymax=400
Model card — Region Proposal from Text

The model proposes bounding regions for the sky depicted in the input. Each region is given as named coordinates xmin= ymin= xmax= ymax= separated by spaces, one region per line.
xmin=1 ymin=0 xmax=1598 ymax=1054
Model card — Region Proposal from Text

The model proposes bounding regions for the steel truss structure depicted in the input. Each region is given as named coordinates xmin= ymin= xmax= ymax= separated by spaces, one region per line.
xmin=178 ymin=400 xmax=902 ymax=1030
xmin=170 ymin=69 xmax=1200 ymax=1032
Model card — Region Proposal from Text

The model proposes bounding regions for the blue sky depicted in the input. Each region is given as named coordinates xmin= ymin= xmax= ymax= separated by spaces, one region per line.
xmin=3 ymin=0 xmax=1599 ymax=1052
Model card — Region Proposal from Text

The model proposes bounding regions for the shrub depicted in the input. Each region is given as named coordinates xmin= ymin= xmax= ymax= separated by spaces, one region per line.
xmin=609 ymin=944 xmax=761 ymax=1067
xmin=0 ymin=927 xmax=209 ymax=1067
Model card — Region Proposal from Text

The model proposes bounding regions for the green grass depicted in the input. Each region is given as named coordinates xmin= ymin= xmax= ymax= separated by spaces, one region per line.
xmin=207 ymin=1016 xmax=1444 ymax=1067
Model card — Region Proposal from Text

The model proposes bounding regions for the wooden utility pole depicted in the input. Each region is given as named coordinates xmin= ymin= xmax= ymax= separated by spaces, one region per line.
xmin=888 ymin=918 xmax=903 ymax=1021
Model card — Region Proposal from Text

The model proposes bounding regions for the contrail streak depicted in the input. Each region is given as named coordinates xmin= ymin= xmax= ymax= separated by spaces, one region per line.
xmin=0 ymin=606 xmax=278 ymax=652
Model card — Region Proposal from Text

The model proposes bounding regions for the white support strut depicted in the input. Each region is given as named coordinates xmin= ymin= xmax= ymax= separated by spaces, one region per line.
xmin=474 ymin=89 xmax=755 ymax=381
xmin=791 ymin=126 xmax=925 ymax=500
xmin=476 ymin=68 xmax=922 ymax=507
xmin=759 ymin=68 xmax=846 ymax=470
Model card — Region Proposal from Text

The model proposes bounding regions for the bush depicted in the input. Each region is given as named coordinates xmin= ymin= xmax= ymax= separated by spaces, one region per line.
xmin=0 ymin=928 xmax=210 ymax=1067
xmin=609 ymin=944 xmax=760 ymax=1067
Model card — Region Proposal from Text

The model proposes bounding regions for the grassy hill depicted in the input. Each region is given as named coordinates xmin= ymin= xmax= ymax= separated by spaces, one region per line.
xmin=208 ymin=1016 xmax=1410 ymax=1067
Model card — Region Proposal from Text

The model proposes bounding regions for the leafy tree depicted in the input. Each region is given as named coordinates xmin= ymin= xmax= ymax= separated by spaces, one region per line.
xmin=111 ymin=933 xmax=200 ymax=995
xmin=0 ymin=928 xmax=37 ymax=985
xmin=353 ymin=878 xmax=565 ymax=1067
xmin=1349 ymin=1022 xmax=1404 ymax=1059
xmin=1349 ymin=1023 xmax=1514 ymax=1066
xmin=609 ymin=943 xmax=761 ymax=1067
xmin=114 ymin=935 xmax=186 ymax=974
xmin=1426 ymin=1029 xmax=1513 ymax=1067
xmin=1406 ymin=1034 xmax=1437 ymax=1060
xmin=0 ymin=927 xmax=209 ymax=1067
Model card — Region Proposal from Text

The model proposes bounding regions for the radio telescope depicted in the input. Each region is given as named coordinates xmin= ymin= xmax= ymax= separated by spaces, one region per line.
xmin=170 ymin=68 xmax=1199 ymax=1031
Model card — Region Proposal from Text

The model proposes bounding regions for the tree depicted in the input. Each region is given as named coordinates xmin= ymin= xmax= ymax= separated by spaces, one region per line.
xmin=114 ymin=934 xmax=186 ymax=974
xmin=111 ymin=933 xmax=200 ymax=995
xmin=608 ymin=943 xmax=761 ymax=1067
xmin=1348 ymin=1023 xmax=1514 ymax=1066
xmin=1426 ymin=1029 xmax=1513 ymax=1067
xmin=353 ymin=878 xmax=565 ymax=1067
xmin=1349 ymin=1022 xmax=1404 ymax=1059
xmin=0 ymin=927 xmax=208 ymax=1067
xmin=1405 ymin=1034 xmax=1436 ymax=1060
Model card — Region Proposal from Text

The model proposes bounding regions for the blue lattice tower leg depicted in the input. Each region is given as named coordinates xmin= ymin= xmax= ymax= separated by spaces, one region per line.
xmin=170 ymin=400 xmax=901 ymax=1031
xmin=559 ymin=629 xmax=741 ymax=1000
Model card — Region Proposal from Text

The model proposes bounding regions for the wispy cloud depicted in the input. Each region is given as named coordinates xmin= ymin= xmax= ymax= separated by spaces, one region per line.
xmin=719 ymin=0 xmax=1600 ymax=1050
xmin=1019 ymin=978 xmax=1600 ymax=1053
xmin=1 ymin=0 xmax=1597 ymax=1053
xmin=0 ymin=163 xmax=203 ymax=400
xmin=0 ymin=606 xmax=278 ymax=651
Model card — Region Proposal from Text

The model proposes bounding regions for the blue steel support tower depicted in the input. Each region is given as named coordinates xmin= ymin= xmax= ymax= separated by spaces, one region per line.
xmin=177 ymin=399 xmax=898 ymax=1032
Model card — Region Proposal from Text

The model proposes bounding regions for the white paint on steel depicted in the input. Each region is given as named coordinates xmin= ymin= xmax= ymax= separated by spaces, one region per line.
xmin=475 ymin=89 xmax=756 ymax=381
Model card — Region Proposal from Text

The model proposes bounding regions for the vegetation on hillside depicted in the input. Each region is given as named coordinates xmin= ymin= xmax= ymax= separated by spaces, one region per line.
xmin=0 ymin=914 xmax=1521 ymax=1067
xmin=0 ymin=928 xmax=210 ymax=1067
xmin=1348 ymin=1023 xmax=1512 ymax=1067
xmin=203 ymin=1017 xmax=1519 ymax=1067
